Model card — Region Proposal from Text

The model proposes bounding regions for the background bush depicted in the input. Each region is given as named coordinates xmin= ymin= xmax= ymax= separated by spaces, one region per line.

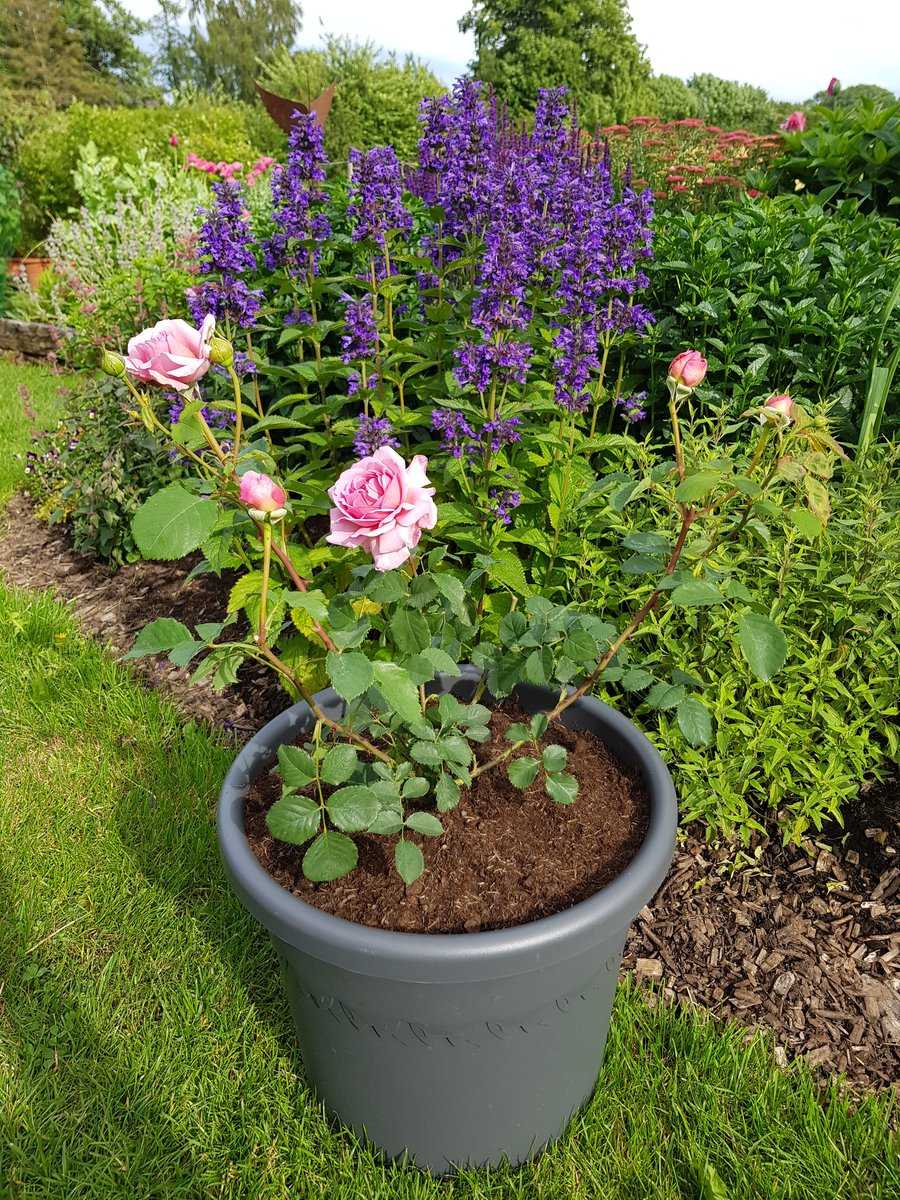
xmin=0 ymin=163 xmax=22 ymax=314
xmin=13 ymin=91 xmax=281 ymax=246
xmin=768 ymin=99 xmax=900 ymax=214
xmin=637 ymin=194 xmax=900 ymax=435
xmin=25 ymin=375 xmax=183 ymax=564
xmin=257 ymin=36 xmax=444 ymax=165
xmin=684 ymin=72 xmax=784 ymax=133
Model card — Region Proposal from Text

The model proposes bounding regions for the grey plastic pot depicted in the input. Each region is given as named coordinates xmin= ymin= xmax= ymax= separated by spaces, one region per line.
xmin=217 ymin=669 xmax=677 ymax=1173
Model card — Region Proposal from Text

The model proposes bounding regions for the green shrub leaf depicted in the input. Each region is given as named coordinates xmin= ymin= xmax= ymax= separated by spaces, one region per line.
xmin=266 ymin=794 xmax=321 ymax=845
xmin=676 ymin=696 xmax=713 ymax=746
xmin=394 ymin=840 xmax=424 ymax=885
xmin=738 ymin=612 xmax=787 ymax=681
xmin=132 ymin=484 xmax=218 ymax=561
xmin=507 ymin=756 xmax=539 ymax=789
xmin=326 ymin=650 xmax=374 ymax=702
xmin=302 ymin=831 xmax=358 ymax=881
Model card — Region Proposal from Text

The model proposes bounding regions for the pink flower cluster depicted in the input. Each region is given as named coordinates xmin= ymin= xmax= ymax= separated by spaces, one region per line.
xmin=780 ymin=111 xmax=807 ymax=133
xmin=185 ymin=153 xmax=275 ymax=185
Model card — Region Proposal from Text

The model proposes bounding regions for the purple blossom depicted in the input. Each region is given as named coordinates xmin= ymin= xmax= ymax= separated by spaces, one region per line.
xmin=187 ymin=279 xmax=263 ymax=329
xmin=348 ymin=146 xmax=412 ymax=245
xmin=480 ymin=417 xmax=521 ymax=454
xmin=341 ymin=294 xmax=378 ymax=363
xmin=284 ymin=307 xmax=313 ymax=327
xmin=190 ymin=181 xmax=260 ymax=328
xmin=347 ymin=370 xmax=380 ymax=396
xmin=489 ymin=488 xmax=521 ymax=526
xmin=353 ymin=414 xmax=399 ymax=457
xmin=431 ymin=408 xmax=476 ymax=458
xmin=617 ymin=391 xmax=648 ymax=424
xmin=264 ymin=113 xmax=330 ymax=274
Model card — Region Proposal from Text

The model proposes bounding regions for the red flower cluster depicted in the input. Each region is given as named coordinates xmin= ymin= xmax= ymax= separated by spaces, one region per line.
xmin=602 ymin=116 xmax=782 ymax=209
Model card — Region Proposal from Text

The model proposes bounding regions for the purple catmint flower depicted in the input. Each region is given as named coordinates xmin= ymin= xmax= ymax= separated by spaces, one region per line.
xmin=347 ymin=370 xmax=380 ymax=396
xmin=617 ymin=391 xmax=648 ymax=423
xmin=341 ymin=295 xmax=378 ymax=363
xmin=284 ymin=307 xmax=313 ymax=327
xmin=431 ymin=408 xmax=476 ymax=458
xmin=187 ymin=279 xmax=263 ymax=329
xmin=489 ymin=488 xmax=521 ymax=526
xmin=168 ymin=396 xmax=231 ymax=430
xmin=191 ymin=180 xmax=261 ymax=328
xmin=348 ymin=146 xmax=412 ymax=245
xmin=264 ymin=112 xmax=330 ymax=274
xmin=480 ymin=416 xmax=521 ymax=454
xmin=353 ymin=414 xmax=399 ymax=457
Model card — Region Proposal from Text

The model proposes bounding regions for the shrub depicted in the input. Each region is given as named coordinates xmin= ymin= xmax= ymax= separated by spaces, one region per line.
xmin=686 ymin=73 xmax=782 ymax=133
xmin=257 ymin=36 xmax=444 ymax=165
xmin=810 ymin=82 xmax=897 ymax=111
xmin=13 ymin=92 xmax=276 ymax=245
xmin=25 ymin=375 xmax=184 ymax=564
xmin=639 ymin=75 xmax=702 ymax=122
xmin=769 ymin=99 xmax=900 ymax=214
xmin=11 ymin=143 xmax=208 ymax=363
xmin=638 ymin=195 xmax=900 ymax=436
xmin=0 ymin=164 xmax=22 ymax=314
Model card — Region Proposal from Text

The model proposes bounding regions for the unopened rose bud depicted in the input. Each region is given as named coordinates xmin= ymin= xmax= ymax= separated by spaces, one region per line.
xmin=240 ymin=470 xmax=288 ymax=521
xmin=101 ymin=349 xmax=127 ymax=379
xmin=667 ymin=350 xmax=708 ymax=391
xmin=760 ymin=394 xmax=795 ymax=425
xmin=208 ymin=336 xmax=234 ymax=367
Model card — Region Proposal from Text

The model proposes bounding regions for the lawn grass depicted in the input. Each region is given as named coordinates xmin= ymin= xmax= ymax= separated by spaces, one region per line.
xmin=0 ymin=583 xmax=896 ymax=1199
xmin=0 ymin=359 xmax=76 ymax=505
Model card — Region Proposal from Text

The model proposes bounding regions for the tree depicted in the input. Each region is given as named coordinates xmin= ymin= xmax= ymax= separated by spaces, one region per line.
xmin=459 ymin=0 xmax=650 ymax=127
xmin=257 ymin=36 xmax=444 ymax=163
xmin=151 ymin=0 xmax=196 ymax=94
xmin=188 ymin=0 xmax=302 ymax=102
xmin=0 ymin=0 xmax=155 ymax=105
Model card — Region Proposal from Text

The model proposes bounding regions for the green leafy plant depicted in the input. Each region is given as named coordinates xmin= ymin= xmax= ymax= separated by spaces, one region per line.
xmin=768 ymin=99 xmax=900 ymax=214
xmin=0 ymin=163 xmax=22 ymax=314
xmin=640 ymin=194 xmax=900 ymax=436
xmin=24 ymin=375 xmax=184 ymax=564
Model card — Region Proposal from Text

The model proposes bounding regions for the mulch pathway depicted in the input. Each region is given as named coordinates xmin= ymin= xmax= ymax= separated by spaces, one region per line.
xmin=2 ymin=497 xmax=898 ymax=1093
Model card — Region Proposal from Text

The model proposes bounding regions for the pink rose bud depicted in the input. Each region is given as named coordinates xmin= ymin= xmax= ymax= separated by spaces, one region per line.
xmin=123 ymin=316 xmax=215 ymax=391
xmin=239 ymin=471 xmax=288 ymax=519
xmin=826 ymin=77 xmax=839 ymax=97
xmin=327 ymin=447 xmax=438 ymax=572
xmin=761 ymin=394 xmax=795 ymax=424
xmin=169 ymin=133 xmax=179 ymax=146
xmin=667 ymin=350 xmax=708 ymax=389
xmin=781 ymin=111 xmax=807 ymax=132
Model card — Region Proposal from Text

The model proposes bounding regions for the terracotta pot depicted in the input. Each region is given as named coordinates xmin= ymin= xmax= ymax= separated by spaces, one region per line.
xmin=7 ymin=257 xmax=52 ymax=290
xmin=217 ymin=668 xmax=677 ymax=1172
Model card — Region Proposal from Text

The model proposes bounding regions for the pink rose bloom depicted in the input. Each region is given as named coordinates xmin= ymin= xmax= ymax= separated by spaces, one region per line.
xmin=124 ymin=316 xmax=214 ymax=391
xmin=781 ymin=111 xmax=807 ymax=132
xmin=667 ymin=350 xmax=708 ymax=389
xmin=761 ymin=394 xmax=795 ymax=424
xmin=239 ymin=471 xmax=288 ymax=517
xmin=327 ymin=447 xmax=437 ymax=572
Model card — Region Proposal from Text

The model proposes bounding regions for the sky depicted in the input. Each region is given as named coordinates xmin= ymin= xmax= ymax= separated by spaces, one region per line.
xmin=123 ymin=1 xmax=900 ymax=102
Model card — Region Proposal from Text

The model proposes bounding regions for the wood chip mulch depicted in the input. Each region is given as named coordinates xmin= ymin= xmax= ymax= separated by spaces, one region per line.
xmin=2 ymin=497 xmax=898 ymax=1094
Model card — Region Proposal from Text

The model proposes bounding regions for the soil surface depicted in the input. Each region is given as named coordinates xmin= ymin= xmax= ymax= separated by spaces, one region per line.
xmin=245 ymin=706 xmax=649 ymax=933
xmin=1 ymin=497 xmax=898 ymax=1091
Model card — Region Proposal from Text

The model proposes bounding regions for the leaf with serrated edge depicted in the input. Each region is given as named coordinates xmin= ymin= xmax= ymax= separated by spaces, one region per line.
xmin=266 ymin=794 xmax=321 ymax=845
xmin=325 ymin=786 xmax=380 ymax=832
xmin=546 ymin=774 xmax=578 ymax=804
xmin=302 ymin=831 xmax=358 ymax=881
xmin=277 ymin=744 xmax=316 ymax=788
xmin=405 ymin=812 xmax=444 ymax=836
xmin=508 ymin=756 xmax=539 ymax=789
xmin=394 ymin=840 xmax=424 ymax=885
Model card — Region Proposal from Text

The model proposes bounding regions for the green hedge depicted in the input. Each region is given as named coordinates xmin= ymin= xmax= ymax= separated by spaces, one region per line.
xmin=14 ymin=94 xmax=284 ymax=247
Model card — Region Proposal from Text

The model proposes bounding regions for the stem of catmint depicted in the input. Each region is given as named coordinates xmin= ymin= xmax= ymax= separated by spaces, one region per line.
xmin=227 ymin=365 xmax=243 ymax=467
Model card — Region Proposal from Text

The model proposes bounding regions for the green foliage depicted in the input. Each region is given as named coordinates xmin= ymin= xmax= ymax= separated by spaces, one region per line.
xmin=459 ymin=0 xmax=650 ymax=127
xmin=641 ymin=446 xmax=900 ymax=842
xmin=0 ymin=163 xmax=21 ymax=313
xmin=639 ymin=75 xmax=702 ymax=122
xmin=24 ymin=375 xmax=182 ymax=565
xmin=769 ymin=99 xmax=900 ymax=214
xmin=642 ymin=194 xmax=900 ymax=435
xmin=14 ymin=94 xmax=270 ymax=243
xmin=810 ymin=82 xmax=897 ymax=111
xmin=0 ymin=0 xmax=156 ymax=107
xmin=686 ymin=73 xmax=782 ymax=134
xmin=258 ymin=36 xmax=445 ymax=164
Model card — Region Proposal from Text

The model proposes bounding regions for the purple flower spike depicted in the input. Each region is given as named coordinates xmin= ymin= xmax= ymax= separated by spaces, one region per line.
xmin=353 ymin=414 xmax=399 ymax=458
xmin=348 ymin=146 xmax=412 ymax=245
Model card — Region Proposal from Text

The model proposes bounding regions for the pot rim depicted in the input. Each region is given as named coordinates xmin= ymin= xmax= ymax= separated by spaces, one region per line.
xmin=217 ymin=676 xmax=677 ymax=981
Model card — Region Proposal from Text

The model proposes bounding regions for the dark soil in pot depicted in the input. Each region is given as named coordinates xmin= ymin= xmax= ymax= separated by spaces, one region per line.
xmin=244 ymin=703 xmax=650 ymax=933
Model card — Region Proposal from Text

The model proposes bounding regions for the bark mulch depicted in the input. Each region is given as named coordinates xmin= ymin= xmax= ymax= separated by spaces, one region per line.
xmin=1 ymin=497 xmax=897 ymax=1092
